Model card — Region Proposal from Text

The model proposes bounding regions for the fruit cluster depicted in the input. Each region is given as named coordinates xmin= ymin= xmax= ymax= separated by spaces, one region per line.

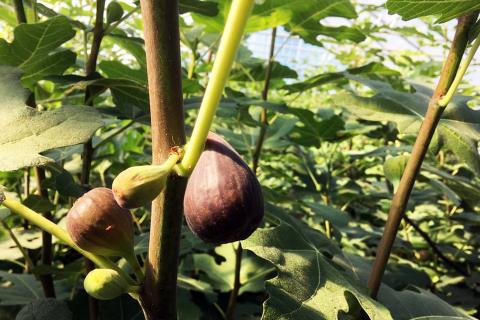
xmin=66 ymin=133 xmax=264 ymax=300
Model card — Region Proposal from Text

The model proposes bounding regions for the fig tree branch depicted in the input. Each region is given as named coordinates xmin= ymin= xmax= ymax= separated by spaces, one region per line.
xmin=226 ymin=242 xmax=243 ymax=320
xmin=80 ymin=3 xmax=107 ymax=318
xmin=81 ymin=0 xmax=106 ymax=188
xmin=252 ymin=27 xmax=277 ymax=174
xmin=367 ymin=13 xmax=479 ymax=299
xmin=138 ymin=0 xmax=186 ymax=319
xmin=0 ymin=220 xmax=34 ymax=272
xmin=35 ymin=167 xmax=56 ymax=298
xmin=403 ymin=215 xmax=467 ymax=276
xmin=12 ymin=0 xmax=27 ymax=24
xmin=226 ymin=26 xmax=277 ymax=320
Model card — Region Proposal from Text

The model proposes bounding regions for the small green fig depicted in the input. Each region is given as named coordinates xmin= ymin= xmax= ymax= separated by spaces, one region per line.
xmin=184 ymin=132 xmax=264 ymax=244
xmin=112 ymin=165 xmax=169 ymax=209
xmin=106 ymin=1 xmax=124 ymax=24
xmin=66 ymin=187 xmax=134 ymax=257
xmin=84 ymin=268 xmax=129 ymax=300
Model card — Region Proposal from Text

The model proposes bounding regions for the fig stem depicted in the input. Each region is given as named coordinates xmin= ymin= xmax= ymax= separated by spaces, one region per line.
xmin=438 ymin=34 xmax=480 ymax=107
xmin=125 ymin=252 xmax=145 ymax=282
xmin=175 ymin=0 xmax=255 ymax=176
xmin=1 ymin=197 xmax=136 ymax=285
xmin=127 ymin=285 xmax=141 ymax=300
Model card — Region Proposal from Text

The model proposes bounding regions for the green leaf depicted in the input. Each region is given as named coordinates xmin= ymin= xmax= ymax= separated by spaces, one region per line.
xmin=469 ymin=19 xmax=480 ymax=41
xmin=193 ymin=0 xmax=364 ymax=44
xmin=0 ymin=3 xmax=17 ymax=26
xmin=22 ymin=195 xmax=54 ymax=213
xmin=22 ymin=1 xmax=87 ymax=30
xmin=106 ymin=1 xmax=124 ymax=24
xmin=177 ymin=275 xmax=214 ymax=293
xmin=16 ymin=298 xmax=72 ymax=320
xmin=0 ymin=16 xmax=76 ymax=87
xmin=180 ymin=0 xmax=218 ymax=16
xmin=105 ymin=33 xmax=146 ymax=68
xmin=0 ymin=271 xmax=69 ymax=305
xmin=0 ymin=228 xmax=44 ymax=261
xmin=302 ymin=202 xmax=350 ymax=227
xmin=284 ymin=62 xmax=400 ymax=94
xmin=0 ymin=186 xmax=4 ymax=206
xmin=178 ymin=289 xmax=202 ymax=320
xmin=289 ymin=109 xmax=345 ymax=147
xmin=99 ymin=61 xmax=146 ymax=84
xmin=0 ymin=65 xmax=103 ymax=171
xmin=192 ymin=244 xmax=273 ymax=294
xmin=334 ymin=80 xmax=480 ymax=173
xmin=339 ymin=255 xmax=476 ymax=320
xmin=231 ymin=48 xmax=298 ymax=82
xmin=386 ymin=0 xmax=480 ymax=23
xmin=92 ymin=78 xmax=150 ymax=119
xmin=242 ymin=204 xmax=393 ymax=320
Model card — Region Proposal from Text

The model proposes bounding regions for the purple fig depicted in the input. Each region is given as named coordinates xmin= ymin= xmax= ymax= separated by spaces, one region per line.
xmin=66 ymin=187 xmax=134 ymax=257
xmin=183 ymin=132 xmax=264 ymax=244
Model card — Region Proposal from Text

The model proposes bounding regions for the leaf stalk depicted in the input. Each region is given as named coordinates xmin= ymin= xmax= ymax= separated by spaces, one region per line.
xmin=177 ymin=0 xmax=255 ymax=176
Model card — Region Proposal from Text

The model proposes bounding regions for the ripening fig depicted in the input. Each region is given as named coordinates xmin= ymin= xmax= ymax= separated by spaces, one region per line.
xmin=183 ymin=132 xmax=264 ymax=244
xmin=66 ymin=187 xmax=134 ymax=257
xmin=84 ymin=268 xmax=130 ymax=300
xmin=112 ymin=165 xmax=169 ymax=209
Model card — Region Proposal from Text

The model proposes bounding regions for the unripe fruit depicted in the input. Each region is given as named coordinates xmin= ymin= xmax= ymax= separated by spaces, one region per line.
xmin=112 ymin=164 xmax=171 ymax=209
xmin=184 ymin=132 xmax=264 ymax=244
xmin=84 ymin=268 xmax=129 ymax=300
xmin=66 ymin=187 xmax=134 ymax=257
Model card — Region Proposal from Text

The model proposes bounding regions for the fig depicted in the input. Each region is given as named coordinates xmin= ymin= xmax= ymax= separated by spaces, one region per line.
xmin=183 ymin=132 xmax=264 ymax=244
xmin=66 ymin=187 xmax=134 ymax=257
xmin=112 ymin=165 xmax=168 ymax=209
xmin=112 ymin=153 xmax=179 ymax=209
xmin=84 ymin=268 xmax=129 ymax=300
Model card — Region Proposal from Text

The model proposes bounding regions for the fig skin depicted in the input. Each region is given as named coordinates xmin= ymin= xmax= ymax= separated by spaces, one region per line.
xmin=84 ymin=268 xmax=129 ymax=300
xmin=184 ymin=132 xmax=264 ymax=244
xmin=66 ymin=187 xmax=134 ymax=257
xmin=112 ymin=165 xmax=168 ymax=209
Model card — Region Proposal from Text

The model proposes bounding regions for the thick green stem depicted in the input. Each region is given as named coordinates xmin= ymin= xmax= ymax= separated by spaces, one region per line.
xmin=139 ymin=0 xmax=186 ymax=319
xmin=177 ymin=0 xmax=255 ymax=176
xmin=367 ymin=14 xmax=478 ymax=299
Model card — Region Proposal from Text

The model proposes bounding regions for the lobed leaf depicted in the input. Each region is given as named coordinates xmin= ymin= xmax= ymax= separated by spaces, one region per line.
xmin=0 ymin=66 xmax=103 ymax=171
